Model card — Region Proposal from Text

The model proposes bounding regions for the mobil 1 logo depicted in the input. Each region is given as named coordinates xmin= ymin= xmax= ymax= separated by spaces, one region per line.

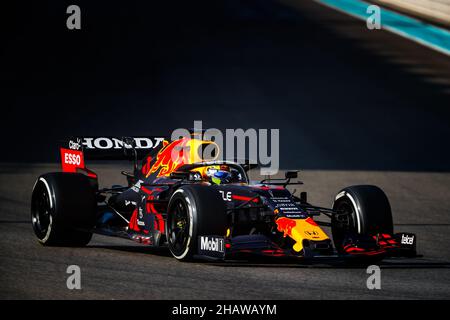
xmin=198 ymin=236 xmax=225 ymax=258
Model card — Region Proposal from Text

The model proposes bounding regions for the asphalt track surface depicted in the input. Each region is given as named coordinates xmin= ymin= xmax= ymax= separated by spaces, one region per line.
xmin=1 ymin=164 xmax=450 ymax=299
xmin=1 ymin=0 xmax=450 ymax=299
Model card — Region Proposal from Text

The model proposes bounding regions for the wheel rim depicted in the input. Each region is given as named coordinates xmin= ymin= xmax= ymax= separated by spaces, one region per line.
xmin=335 ymin=201 xmax=355 ymax=231
xmin=333 ymin=199 xmax=356 ymax=249
xmin=31 ymin=183 xmax=51 ymax=239
xmin=168 ymin=199 xmax=190 ymax=256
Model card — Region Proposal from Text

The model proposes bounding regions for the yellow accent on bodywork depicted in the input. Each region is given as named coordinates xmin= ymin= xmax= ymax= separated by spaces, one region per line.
xmin=185 ymin=139 xmax=219 ymax=163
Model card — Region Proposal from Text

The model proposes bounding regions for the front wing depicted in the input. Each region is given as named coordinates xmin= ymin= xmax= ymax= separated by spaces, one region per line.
xmin=194 ymin=232 xmax=417 ymax=262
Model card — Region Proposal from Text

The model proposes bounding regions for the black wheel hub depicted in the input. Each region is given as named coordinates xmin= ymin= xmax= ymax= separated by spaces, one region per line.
xmin=332 ymin=200 xmax=356 ymax=249
xmin=168 ymin=199 xmax=190 ymax=256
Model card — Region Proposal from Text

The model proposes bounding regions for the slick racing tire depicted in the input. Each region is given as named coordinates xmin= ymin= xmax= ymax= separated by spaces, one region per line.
xmin=331 ymin=185 xmax=393 ymax=252
xmin=166 ymin=185 xmax=227 ymax=261
xmin=31 ymin=173 xmax=96 ymax=246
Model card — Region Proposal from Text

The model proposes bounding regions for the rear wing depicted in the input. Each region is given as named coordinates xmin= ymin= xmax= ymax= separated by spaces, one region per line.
xmin=59 ymin=136 xmax=166 ymax=173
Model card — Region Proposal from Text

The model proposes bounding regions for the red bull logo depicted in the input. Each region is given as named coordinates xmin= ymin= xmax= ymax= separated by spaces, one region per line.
xmin=276 ymin=217 xmax=296 ymax=237
xmin=276 ymin=217 xmax=329 ymax=252
xmin=147 ymin=138 xmax=190 ymax=178
xmin=146 ymin=137 xmax=220 ymax=178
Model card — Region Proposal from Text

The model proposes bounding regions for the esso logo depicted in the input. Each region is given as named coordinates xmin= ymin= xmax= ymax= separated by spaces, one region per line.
xmin=60 ymin=148 xmax=84 ymax=172
xmin=65 ymin=153 xmax=81 ymax=165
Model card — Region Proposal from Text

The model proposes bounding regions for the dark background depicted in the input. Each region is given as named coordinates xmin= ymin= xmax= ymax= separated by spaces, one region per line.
xmin=3 ymin=0 xmax=450 ymax=170
xmin=2 ymin=0 xmax=450 ymax=300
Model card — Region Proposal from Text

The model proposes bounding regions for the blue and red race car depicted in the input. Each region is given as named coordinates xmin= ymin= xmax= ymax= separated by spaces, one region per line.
xmin=31 ymin=135 xmax=416 ymax=262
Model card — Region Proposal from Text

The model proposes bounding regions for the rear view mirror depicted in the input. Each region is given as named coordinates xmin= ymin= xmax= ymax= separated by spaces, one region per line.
xmin=285 ymin=171 xmax=298 ymax=179
xmin=169 ymin=171 xmax=190 ymax=180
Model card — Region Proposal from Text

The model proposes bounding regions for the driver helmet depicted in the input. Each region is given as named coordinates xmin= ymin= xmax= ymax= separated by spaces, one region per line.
xmin=206 ymin=165 xmax=232 ymax=185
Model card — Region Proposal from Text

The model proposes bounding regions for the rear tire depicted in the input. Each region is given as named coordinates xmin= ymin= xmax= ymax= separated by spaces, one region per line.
xmin=31 ymin=173 xmax=96 ymax=246
xmin=331 ymin=185 xmax=393 ymax=252
xmin=166 ymin=185 xmax=227 ymax=261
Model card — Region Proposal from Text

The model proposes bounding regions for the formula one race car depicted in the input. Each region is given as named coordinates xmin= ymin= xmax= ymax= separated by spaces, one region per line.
xmin=31 ymin=135 xmax=417 ymax=262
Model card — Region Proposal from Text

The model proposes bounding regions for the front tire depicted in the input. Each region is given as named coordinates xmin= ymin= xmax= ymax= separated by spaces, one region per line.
xmin=31 ymin=173 xmax=96 ymax=246
xmin=331 ymin=185 xmax=393 ymax=252
xmin=166 ymin=185 xmax=227 ymax=261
